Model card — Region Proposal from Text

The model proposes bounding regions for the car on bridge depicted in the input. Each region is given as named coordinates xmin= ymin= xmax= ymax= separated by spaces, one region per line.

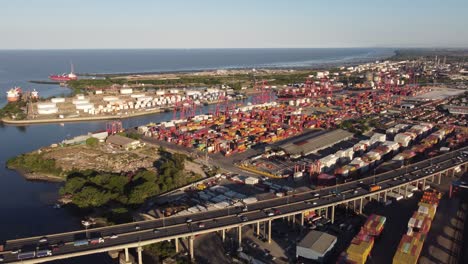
xmin=263 ymin=209 xmax=274 ymax=216
xmin=89 ymin=237 xmax=105 ymax=245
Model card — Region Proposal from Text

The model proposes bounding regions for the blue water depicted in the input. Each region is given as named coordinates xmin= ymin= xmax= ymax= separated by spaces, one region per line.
xmin=0 ymin=49 xmax=394 ymax=262
xmin=0 ymin=48 xmax=394 ymax=105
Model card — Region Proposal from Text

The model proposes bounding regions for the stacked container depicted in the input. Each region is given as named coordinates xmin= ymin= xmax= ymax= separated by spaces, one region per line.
xmin=362 ymin=214 xmax=387 ymax=237
xmin=393 ymin=233 xmax=426 ymax=264
xmin=343 ymin=230 xmax=375 ymax=264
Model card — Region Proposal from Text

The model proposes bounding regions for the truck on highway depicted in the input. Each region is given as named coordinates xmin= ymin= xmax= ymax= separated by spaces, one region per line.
xmin=36 ymin=249 xmax=52 ymax=257
xmin=367 ymin=184 xmax=382 ymax=192
xmin=17 ymin=251 xmax=36 ymax=260
xmin=388 ymin=191 xmax=404 ymax=201
xmin=73 ymin=239 xmax=89 ymax=247
xmin=89 ymin=237 xmax=105 ymax=245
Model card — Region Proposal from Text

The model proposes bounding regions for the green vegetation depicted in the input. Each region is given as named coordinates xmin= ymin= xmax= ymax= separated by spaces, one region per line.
xmin=7 ymin=152 xmax=63 ymax=176
xmin=85 ymin=137 xmax=99 ymax=147
xmin=59 ymin=151 xmax=201 ymax=212
xmin=67 ymin=70 xmax=317 ymax=92
xmin=117 ymin=131 xmax=141 ymax=140
xmin=0 ymin=101 xmax=27 ymax=120
xmin=67 ymin=78 xmax=124 ymax=93
xmin=144 ymin=241 xmax=176 ymax=262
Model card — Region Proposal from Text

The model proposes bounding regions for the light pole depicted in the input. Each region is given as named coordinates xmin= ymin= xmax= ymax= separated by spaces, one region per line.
xmin=373 ymin=168 xmax=376 ymax=185
xmin=82 ymin=221 xmax=91 ymax=238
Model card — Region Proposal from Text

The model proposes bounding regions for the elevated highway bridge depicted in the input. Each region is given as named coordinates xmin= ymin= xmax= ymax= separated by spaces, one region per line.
xmin=2 ymin=147 xmax=467 ymax=263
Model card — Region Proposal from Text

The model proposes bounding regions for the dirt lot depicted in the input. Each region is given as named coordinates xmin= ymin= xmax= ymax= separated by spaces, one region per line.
xmin=41 ymin=144 xmax=158 ymax=173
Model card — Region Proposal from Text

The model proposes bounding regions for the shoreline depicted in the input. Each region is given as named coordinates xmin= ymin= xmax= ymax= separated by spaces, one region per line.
xmin=1 ymin=96 xmax=248 ymax=125
xmin=76 ymin=50 xmax=396 ymax=77
xmin=12 ymin=168 xmax=65 ymax=182
xmin=1 ymin=108 xmax=162 ymax=125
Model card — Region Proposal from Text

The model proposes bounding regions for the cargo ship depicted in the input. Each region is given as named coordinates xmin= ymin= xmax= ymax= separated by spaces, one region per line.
xmin=6 ymin=86 xmax=22 ymax=102
xmin=49 ymin=63 xmax=78 ymax=82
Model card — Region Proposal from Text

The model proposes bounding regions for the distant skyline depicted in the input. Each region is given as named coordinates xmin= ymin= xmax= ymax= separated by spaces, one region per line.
xmin=1 ymin=0 xmax=467 ymax=49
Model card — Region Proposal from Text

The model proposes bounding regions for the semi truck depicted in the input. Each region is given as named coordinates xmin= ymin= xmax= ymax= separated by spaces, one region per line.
xmin=36 ymin=249 xmax=52 ymax=258
xmin=17 ymin=251 xmax=36 ymax=260
xmin=367 ymin=184 xmax=382 ymax=192
xmin=73 ymin=239 xmax=89 ymax=247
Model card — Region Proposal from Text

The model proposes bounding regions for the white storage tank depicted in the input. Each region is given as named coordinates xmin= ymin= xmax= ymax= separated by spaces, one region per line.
xmin=51 ymin=98 xmax=65 ymax=103
xmin=72 ymin=99 xmax=90 ymax=105
xmin=103 ymin=96 xmax=119 ymax=102
xmin=37 ymin=102 xmax=57 ymax=109
xmin=37 ymin=107 xmax=58 ymax=115
xmin=76 ymin=103 xmax=94 ymax=110
xmin=120 ymin=88 xmax=133 ymax=94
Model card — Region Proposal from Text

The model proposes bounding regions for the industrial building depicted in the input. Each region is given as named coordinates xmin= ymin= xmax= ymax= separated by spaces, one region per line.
xmin=276 ymin=129 xmax=354 ymax=157
xmin=106 ymin=135 xmax=143 ymax=150
xmin=296 ymin=231 xmax=337 ymax=261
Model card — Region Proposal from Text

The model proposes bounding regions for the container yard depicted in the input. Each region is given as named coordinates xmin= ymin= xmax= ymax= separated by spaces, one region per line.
xmin=392 ymin=190 xmax=442 ymax=264
xmin=336 ymin=214 xmax=386 ymax=264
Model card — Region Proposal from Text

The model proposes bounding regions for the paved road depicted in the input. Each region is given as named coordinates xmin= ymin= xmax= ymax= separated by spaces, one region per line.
xmin=1 ymin=147 xmax=467 ymax=263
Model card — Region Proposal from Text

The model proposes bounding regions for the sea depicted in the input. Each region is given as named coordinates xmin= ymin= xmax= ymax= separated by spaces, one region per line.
xmin=0 ymin=48 xmax=394 ymax=263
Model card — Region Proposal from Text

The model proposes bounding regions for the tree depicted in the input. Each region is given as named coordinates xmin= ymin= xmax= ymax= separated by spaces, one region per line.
xmin=86 ymin=137 xmax=99 ymax=147
xmin=72 ymin=186 xmax=112 ymax=208
xmin=59 ymin=177 xmax=87 ymax=195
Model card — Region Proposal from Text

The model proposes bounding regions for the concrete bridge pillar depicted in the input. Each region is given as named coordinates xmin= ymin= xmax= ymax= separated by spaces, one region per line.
xmin=359 ymin=198 xmax=363 ymax=214
xmin=300 ymin=212 xmax=304 ymax=226
xmin=422 ymin=178 xmax=426 ymax=190
xmin=256 ymin=222 xmax=260 ymax=237
xmin=125 ymin=248 xmax=130 ymax=263
xmin=189 ymin=236 xmax=195 ymax=261
xmin=353 ymin=200 xmax=356 ymax=212
xmin=324 ymin=208 xmax=328 ymax=218
xmin=137 ymin=246 xmax=143 ymax=264
xmin=175 ymin=238 xmax=179 ymax=253
xmin=238 ymin=225 xmax=242 ymax=248
xmin=331 ymin=205 xmax=335 ymax=224
xmin=384 ymin=191 xmax=387 ymax=203
xmin=268 ymin=220 xmax=272 ymax=244
xmin=438 ymin=173 xmax=442 ymax=184
xmin=222 ymin=229 xmax=226 ymax=242
xmin=404 ymin=185 xmax=408 ymax=198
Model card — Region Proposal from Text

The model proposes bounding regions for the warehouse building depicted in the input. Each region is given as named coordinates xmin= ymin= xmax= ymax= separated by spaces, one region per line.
xmin=277 ymin=129 xmax=353 ymax=157
xmin=296 ymin=231 xmax=337 ymax=262
xmin=106 ymin=135 xmax=143 ymax=150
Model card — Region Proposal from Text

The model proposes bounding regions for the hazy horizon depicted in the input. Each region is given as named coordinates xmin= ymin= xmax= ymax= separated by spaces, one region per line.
xmin=2 ymin=0 xmax=467 ymax=49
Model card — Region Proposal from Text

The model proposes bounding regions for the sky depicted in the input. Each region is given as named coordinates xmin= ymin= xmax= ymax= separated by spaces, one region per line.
xmin=1 ymin=0 xmax=467 ymax=49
